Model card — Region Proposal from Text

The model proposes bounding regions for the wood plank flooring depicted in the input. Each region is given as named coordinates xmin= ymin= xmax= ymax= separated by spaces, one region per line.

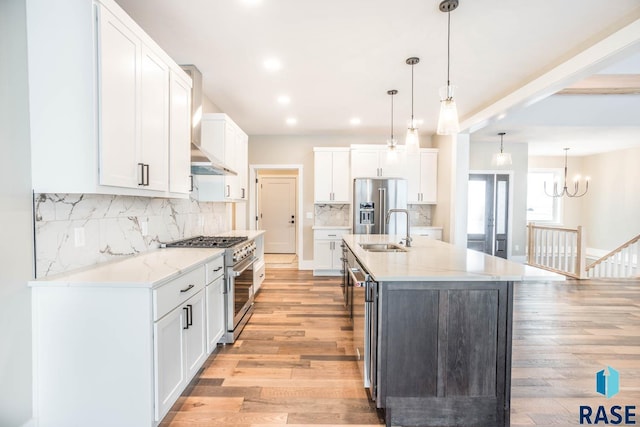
xmin=160 ymin=270 xmax=640 ymax=427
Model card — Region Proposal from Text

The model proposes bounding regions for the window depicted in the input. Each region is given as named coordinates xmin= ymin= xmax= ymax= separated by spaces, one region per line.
xmin=527 ymin=169 xmax=562 ymax=223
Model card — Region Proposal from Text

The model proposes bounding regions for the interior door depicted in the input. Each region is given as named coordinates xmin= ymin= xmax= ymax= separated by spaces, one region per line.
xmin=259 ymin=176 xmax=296 ymax=253
xmin=467 ymin=174 xmax=509 ymax=258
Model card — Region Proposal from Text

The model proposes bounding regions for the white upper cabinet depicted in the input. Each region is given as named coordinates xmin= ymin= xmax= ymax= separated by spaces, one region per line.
xmin=406 ymin=149 xmax=438 ymax=204
xmin=314 ymin=148 xmax=350 ymax=203
xmin=28 ymin=0 xmax=191 ymax=197
xmin=169 ymin=71 xmax=192 ymax=194
xmin=350 ymin=146 xmax=407 ymax=179
xmin=195 ymin=113 xmax=248 ymax=202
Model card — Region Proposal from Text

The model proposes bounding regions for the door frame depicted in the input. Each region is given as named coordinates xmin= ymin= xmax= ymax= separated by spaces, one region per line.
xmin=249 ymin=164 xmax=304 ymax=265
xmin=468 ymin=169 xmax=514 ymax=259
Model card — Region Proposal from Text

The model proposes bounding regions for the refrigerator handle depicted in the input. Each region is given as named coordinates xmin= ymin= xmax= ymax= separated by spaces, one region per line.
xmin=379 ymin=187 xmax=386 ymax=234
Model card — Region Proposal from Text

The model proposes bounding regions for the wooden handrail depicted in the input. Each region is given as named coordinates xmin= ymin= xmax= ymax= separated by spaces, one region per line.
xmin=527 ymin=223 xmax=586 ymax=279
xmin=586 ymin=233 xmax=640 ymax=270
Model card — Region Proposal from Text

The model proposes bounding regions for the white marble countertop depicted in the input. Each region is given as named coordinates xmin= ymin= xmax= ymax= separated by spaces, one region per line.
xmin=411 ymin=225 xmax=443 ymax=229
xmin=29 ymin=248 xmax=225 ymax=288
xmin=342 ymin=234 xmax=564 ymax=282
xmin=312 ymin=225 xmax=352 ymax=230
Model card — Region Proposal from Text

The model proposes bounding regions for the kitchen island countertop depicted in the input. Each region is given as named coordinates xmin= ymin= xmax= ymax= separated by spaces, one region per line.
xmin=342 ymin=234 xmax=564 ymax=282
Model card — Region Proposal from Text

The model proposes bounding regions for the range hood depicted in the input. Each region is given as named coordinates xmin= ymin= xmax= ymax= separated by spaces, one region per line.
xmin=181 ymin=64 xmax=237 ymax=176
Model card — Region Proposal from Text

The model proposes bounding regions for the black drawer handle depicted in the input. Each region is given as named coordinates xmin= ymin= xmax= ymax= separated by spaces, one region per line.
xmin=183 ymin=307 xmax=189 ymax=329
xmin=180 ymin=284 xmax=195 ymax=293
xmin=260 ymin=273 xmax=264 ymax=278
xmin=213 ymin=266 xmax=222 ymax=272
xmin=186 ymin=304 xmax=193 ymax=327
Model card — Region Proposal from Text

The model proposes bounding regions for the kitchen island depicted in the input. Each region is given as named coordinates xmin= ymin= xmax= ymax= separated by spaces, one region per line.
xmin=342 ymin=234 xmax=563 ymax=427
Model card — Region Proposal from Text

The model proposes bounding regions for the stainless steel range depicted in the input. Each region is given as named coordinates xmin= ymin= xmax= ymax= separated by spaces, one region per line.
xmin=164 ymin=235 xmax=257 ymax=343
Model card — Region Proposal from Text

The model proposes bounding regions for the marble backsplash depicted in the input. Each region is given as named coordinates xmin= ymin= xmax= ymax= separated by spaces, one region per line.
xmin=314 ymin=204 xmax=350 ymax=226
xmin=34 ymin=193 xmax=230 ymax=278
xmin=314 ymin=203 xmax=432 ymax=227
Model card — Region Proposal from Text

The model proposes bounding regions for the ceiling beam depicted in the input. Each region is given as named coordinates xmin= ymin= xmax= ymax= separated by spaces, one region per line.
xmin=557 ymin=74 xmax=640 ymax=95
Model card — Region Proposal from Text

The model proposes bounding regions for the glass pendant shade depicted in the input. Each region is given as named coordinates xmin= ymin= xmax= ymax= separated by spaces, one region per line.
xmin=405 ymin=121 xmax=420 ymax=154
xmin=437 ymin=85 xmax=460 ymax=135
xmin=491 ymin=152 xmax=512 ymax=166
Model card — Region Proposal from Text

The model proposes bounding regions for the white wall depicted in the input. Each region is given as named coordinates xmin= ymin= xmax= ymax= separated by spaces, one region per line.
xmin=0 ymin=0 xmax=34 ymax=425
xmin=469 ymin=140 xmax=529 ymax=258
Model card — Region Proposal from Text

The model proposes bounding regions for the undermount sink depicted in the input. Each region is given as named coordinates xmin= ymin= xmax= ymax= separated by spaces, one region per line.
xmin=359 ymin=243 xmax=408 ymax=253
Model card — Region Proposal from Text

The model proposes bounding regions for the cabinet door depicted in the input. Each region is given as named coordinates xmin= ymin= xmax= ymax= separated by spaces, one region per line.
xmin=224 ymin=124 xmax=237 ymax=199
xmin=406 ymin=155 xmax=422 ymax=204
xmin=140 ymin=45 xmax=169 ymax=191
xmin=332 ymin=151 xmax=351 ymax=202
xmin=154 ymin=305 xmax=185 ymax=421
xmin=206 ymin=278 xmax=225 ymax=353
xmin=314 ymin=151 xmax=333 ymax=202
xmin=184 ymin=290 xmax=207 ymax=380
xmin=97 ymin=5 xmax=140 ymax=188
xmin=351 ymin=150 xmax=380 ymax=179
xmin=379 ymin=149 xmax=407 ymax=178
xmin=236 ymin=129 xmax=248 ymax=199
xmin=330 ymin=240 xmax=343 ymax=269
xmin=314 ymin=240 xmax=334 ymax=270
xmin=169 ymin=71 xmax=192 ymax=194
xmin=420 ymin=151 xmax=438 ymax=204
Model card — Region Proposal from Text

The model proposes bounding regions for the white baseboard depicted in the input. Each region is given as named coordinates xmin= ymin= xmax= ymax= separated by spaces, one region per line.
xmin=298 ymin=260 xmax=314 ymax=270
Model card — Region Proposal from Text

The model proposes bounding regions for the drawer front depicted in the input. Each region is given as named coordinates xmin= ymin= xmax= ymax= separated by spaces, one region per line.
xmin=205 ymin=256 xmax=225 ymax=284
xmin=154 ymin=266 xmax=206 ymax=321
xmin=253 ymin=259 xmax=266 ymax=285
xmin=412 ymin=228 xmax=443 ymax=240
xmin=314 ymin=229 xmax=351 ymax=240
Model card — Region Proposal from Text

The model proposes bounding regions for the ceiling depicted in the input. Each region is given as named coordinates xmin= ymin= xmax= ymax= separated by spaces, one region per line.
xmin=115 ymin=0 xmax=640 ymax=155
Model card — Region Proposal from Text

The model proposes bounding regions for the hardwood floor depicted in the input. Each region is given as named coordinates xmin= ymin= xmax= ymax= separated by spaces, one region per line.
xmin=160 ymin=270 xmax=640 ymax=427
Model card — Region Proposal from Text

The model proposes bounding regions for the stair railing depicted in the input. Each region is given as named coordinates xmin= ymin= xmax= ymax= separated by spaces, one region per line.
xmin=527 ymin=224 xmax=586 ymax=279
xmin=585 ymin=234 xmax=640 ymax=278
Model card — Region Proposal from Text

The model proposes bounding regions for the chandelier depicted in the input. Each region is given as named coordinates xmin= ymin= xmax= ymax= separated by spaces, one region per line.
xmin=544 ymin=148 xmax=589 ymax=198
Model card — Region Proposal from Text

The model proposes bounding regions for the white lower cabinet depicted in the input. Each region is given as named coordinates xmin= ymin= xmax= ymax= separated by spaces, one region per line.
xmin=313 ymin=228 xmax=350 ymax=275
xmin=411 ymin=226 xmax=443 ymax=240
xmin=206 ymin=276 xmax=225 ymax=353
xmin=30 ymin=255 xmax=218 ymax=427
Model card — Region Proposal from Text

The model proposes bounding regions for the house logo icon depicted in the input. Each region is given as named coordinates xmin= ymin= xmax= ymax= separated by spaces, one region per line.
xmin=596 ymin=366 xmax=619 ymax=398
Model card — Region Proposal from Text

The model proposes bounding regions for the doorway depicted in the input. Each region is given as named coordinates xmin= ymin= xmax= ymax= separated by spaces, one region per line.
xmin=257 ymin=172 xmax=297 ymax=255
xmin=467 ymin=173 xmax=510 ymax=259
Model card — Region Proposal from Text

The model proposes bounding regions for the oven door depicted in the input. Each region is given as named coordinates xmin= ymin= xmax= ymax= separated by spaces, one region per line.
xmin=227 ymin=256 xmax=257 ymax=331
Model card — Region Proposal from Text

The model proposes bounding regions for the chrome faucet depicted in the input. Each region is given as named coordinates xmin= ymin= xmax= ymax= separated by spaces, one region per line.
xmin=385 ymin=209 xmax=412 ymax=247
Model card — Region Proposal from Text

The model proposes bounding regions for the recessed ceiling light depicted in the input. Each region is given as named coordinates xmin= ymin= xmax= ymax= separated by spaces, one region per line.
xmin=286 ymin=117 xmax=297 ymax=126
xmin=263 ymin=58 xmax=282 ymax=72
xmin=350 ymin=118 xmax=361 ymax=125
xmin=277 ymin=95 xmax=291 ymax=105
xmin=240 ymin=0 xmax=262 ymax=5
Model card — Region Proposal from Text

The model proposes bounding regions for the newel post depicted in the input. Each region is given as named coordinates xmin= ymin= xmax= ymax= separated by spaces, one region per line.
xmin=576 ymin=226 xmax=587 ymax=279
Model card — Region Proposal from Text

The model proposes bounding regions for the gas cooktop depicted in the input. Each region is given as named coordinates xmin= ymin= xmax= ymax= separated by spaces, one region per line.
xmin=163 ymin=235 xmax=248 ymax=249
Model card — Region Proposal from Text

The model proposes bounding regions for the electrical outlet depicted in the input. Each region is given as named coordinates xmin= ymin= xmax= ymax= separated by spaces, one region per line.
xmin=74 ymin=227 xmax=85 ymax=247
xmin=515 ymin=244 xmax=520 ymax=251
xmin=305 ymin=212 xmax=313 ymax=220
xmin=141 ymin=220 xmax=148 ymax=236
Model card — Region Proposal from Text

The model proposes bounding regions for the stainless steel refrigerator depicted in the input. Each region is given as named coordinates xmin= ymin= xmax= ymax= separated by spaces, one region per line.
xmin=353 ymin=178 xmax=408 ymax=235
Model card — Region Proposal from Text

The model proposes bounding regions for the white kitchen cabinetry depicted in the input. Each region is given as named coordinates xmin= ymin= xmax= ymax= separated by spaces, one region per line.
xmin=205 ymin=256 xmax=225 ymax=353
xmin=30 ymin=250 xmax=221 ymax=427
xmin=407 ymin=149 xmax=438 ymax=204
xmin=27 ymin=0 xmax=191 ymax=197
xmin=313 ymin=228 xmax=350 ymax=275
xmin=195 ymin=113 xmax=249 ymax=202
xmin=411 ymin=226 xmax=443 ymax=240
xmin=350 ymin=145 xmax=407 ymax=179
xmin=314 ymin=148 xmax=350 ymax=203
xmin=253 ymin=233 xmax=266 ymax=293
xmin=169 ymin=70 xmax=193 ymax=194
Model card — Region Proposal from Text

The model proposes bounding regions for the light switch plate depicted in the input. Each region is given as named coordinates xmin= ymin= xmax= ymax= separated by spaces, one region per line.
xmin=74 ymin=227 xmax=85 ymax=247
xmin=305 ymin=212 xmax=313 ymax=219
xmin=141 ymin=220 xmax=148 ymax=236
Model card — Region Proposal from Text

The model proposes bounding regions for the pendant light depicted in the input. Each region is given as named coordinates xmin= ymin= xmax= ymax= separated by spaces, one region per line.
xmin=387 ymin=89 xmax=398 ymax=152
xmin=544 ymin=148 xmax=590 ymax=198
xmin=491 ymin=132 xmax=512 ymax=166
xmin=405 ymin=57 xmax=420 ymax=154
xmin=436 ymin=0 xmax=460 ymax=135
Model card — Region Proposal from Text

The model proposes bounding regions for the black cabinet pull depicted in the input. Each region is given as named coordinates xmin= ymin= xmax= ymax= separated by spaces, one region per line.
xmin=180 ymin=284 xmax=195 ymax=293
xmin=242 ymin=188 xmax=245 ymax=198
xmin=138 ymin=163 xmax=145 ymax=186
xmin=144 ymin=164 xmax=150 ymax=186
xmin=183 ymin=307 xmax=189 ymax=329
xmin=226 ymin=184 xmax=230 ymax=197
xmin=189 ymin=175 xmax=194 ymax=192
xmin=213 ymin=266 xmax=222 ymax=272
xmin=186 ymin=304 xmax=193 ymax=327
